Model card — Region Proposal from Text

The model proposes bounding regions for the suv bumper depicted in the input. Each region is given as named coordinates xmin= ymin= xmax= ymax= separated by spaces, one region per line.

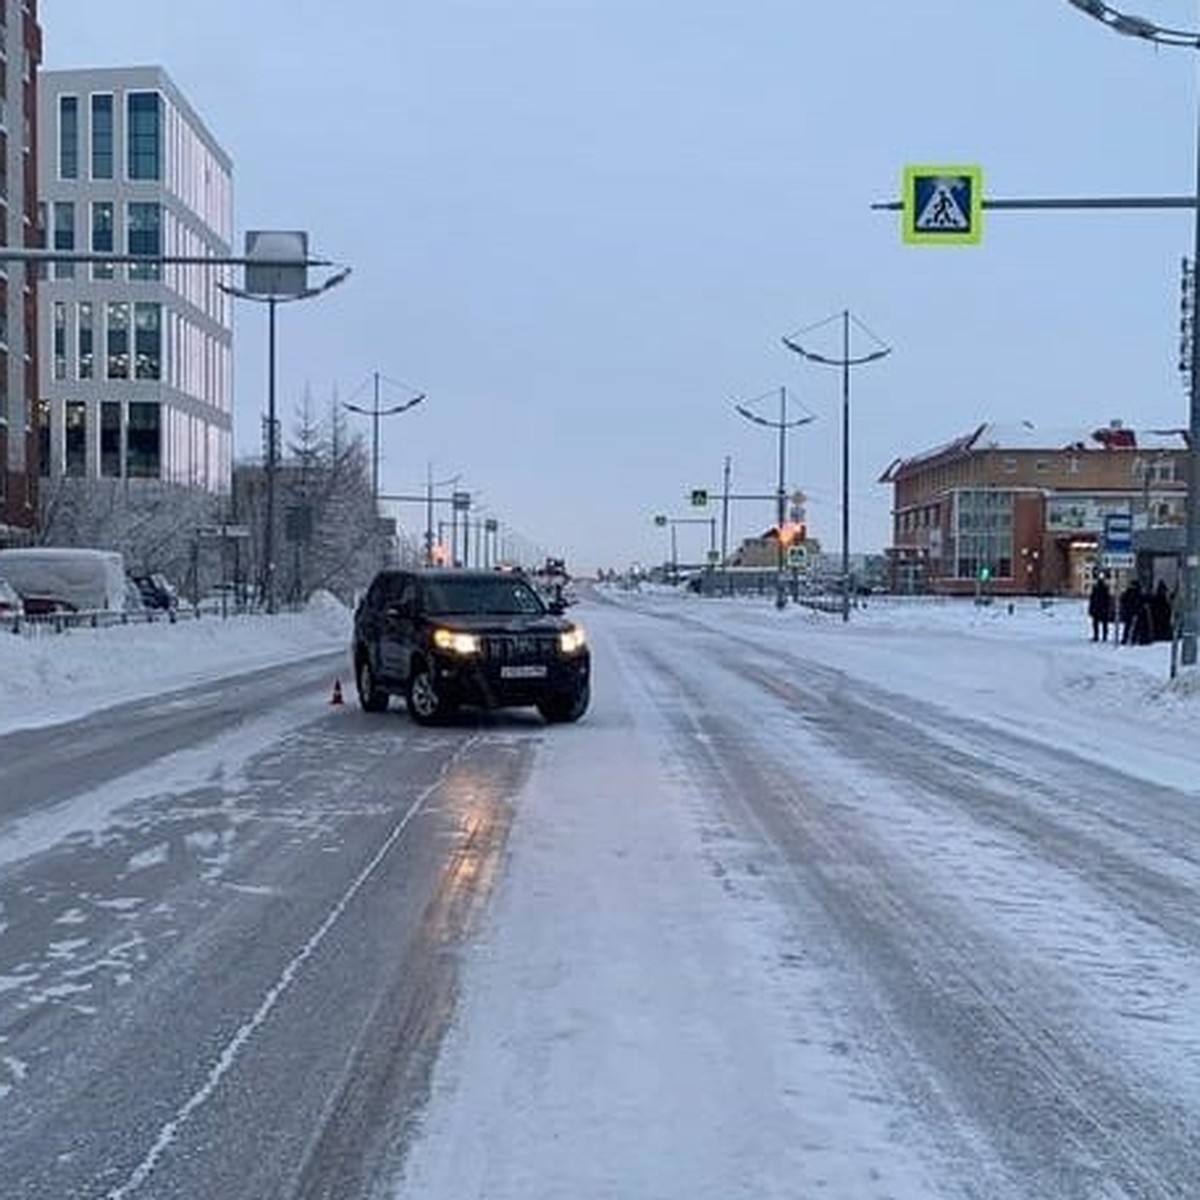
xmin=431 ymin=652 xmax=590 ymax=709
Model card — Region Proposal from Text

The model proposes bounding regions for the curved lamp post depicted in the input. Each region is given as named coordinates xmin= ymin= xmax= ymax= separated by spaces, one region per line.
xmin=783 ymin=310 xmax=890 ymax=622
xmin=1064 ymin=0 xmax=1200 ymax=665
xmin=343 ymin=373 xmax=425 ymax=507
xmin=735 ymin=386 xmax=816 ymax=608
xmin=220 ymin=262 xmax=350 ymax=614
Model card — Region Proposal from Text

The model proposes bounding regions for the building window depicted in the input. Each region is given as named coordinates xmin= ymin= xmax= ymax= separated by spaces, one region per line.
xmin=53 ymin=200 xmax=74 ymax=280
xmin=58 ymin=95 xmax=78 ymax=179
xmin=1067 ymin=456 xmax=1081 ymax=475
xmin=134 ymin=302 xmax=161 ymax=380
xmin=100 ymin=401 xmax=122 ymax=478
xmin=37 ymin=399 xmax=51 ymax=478
xmin=1002 ymin=457 xmax=1017 ymax=474
xmin=127 ymin=91 xmax=161 ymax=181
xmin=65 ymin=400 xmax=87 ymax=477
xmin=1035 ymin=459 xmax=1051 ymax=473
xmin=53 ymin=302 xmax=67 ymax=380
xmin=955 ymin=489 xmax=1014 ymax=580
xmin=127 ymin=401 xmax=161 ymax=478
xmin=106 ymin=302 xmax=130 ymax=379
xmin=91 ymin=201 xmax=114 ymax=280
xmin=78 ymin=302 xmax=94 ymax=379
xmin=127 ymin=201 xmax=161 ymax=281
xmin=91 ymin=93 xmax=113 ymax=179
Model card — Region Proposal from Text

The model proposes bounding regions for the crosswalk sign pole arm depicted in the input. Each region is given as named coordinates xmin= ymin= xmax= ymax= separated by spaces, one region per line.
xmin=873 ymin=194 xmax=1199 ymax=211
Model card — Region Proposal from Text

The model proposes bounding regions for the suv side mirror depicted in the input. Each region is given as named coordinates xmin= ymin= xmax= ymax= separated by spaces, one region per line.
xmin=547 ymin=597 xmax=566 ymax=615
xmin=385 ymin=598 xmax=416 ymax=619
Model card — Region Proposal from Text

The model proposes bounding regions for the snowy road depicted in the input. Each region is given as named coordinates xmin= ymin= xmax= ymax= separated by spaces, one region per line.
xmin=3 ymin=592 xmax=1200 ymax=1198
xmin=400 ymin=591 xmax=1200 ymax=1200
xmin=0 ymin=653 xmax=532 ymax=1199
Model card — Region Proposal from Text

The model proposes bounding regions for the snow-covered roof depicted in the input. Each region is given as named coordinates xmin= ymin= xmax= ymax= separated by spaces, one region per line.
xmin=882 ymin=421 xmax=1188 ymax=481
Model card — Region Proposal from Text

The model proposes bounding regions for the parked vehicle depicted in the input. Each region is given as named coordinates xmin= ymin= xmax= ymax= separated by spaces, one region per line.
xmin=0 ymin=548 xmax=129 ymax=613
xmin=0 ymin=576 xmax=23 ymax=617
xmin=131 ymin=573 xmax=178 ymax=610
xmin=352 ymin=567 xmax=590 ymax=724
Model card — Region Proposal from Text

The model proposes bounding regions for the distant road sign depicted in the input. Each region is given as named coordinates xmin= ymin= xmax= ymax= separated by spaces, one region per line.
xmin=690 ymin=488 xmax=709 ymax=507
xmin=787 ymin=545 xmax=808 ymax=568
xmin=653 ymin=514 xmax=668 ymax=527
xmin=1103 ymin=511 xmax=1133 ymax=554
xmin=903 ymin=165 xmax=983 ymax=245
xmin=1102 ymin=552 xmax=1135 ymax=570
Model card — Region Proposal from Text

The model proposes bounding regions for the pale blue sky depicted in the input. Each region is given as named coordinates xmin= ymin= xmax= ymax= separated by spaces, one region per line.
xmin=42 ymin=1 xmax=1200 ymax=572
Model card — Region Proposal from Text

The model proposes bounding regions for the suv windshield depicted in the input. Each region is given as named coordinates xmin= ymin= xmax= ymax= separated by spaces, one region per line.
xmin=423 ymin=577 xmax=546 ymax=616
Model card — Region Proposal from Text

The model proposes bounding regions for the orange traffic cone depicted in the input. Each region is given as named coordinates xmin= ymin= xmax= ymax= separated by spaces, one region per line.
xmin=330 ymin=678 xmax=344 ymax=706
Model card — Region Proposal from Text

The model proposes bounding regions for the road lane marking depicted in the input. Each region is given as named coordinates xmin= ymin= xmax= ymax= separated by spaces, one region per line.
xmin=105 ymin=735 xmax=481 ymax=1200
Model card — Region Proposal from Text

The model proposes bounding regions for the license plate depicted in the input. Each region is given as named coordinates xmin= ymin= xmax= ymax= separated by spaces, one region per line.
xmin=501 ymin=664 xmax=547 ymax=679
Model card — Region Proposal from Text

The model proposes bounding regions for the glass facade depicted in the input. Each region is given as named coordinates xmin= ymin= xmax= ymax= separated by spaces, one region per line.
xmin=100 ymin=400 xmax=121 ymax=478
xmin=40 ymin=70 xmax=233 ymax=495
xmin=954 ymin=489 xmax=1014 ymax=581
xmin=53 ymin=301 xmax=66 ymax=380
xmin=127 ymin=401 xmax=160 ymax=478
xmin=37 ymin=399 xmax=51 ymax=478
xmin=53 ymin=200 xmax=74 ymax=280
xmin=106 ymin=301 xmax=129 ymax=380
xmin=134 ymin=302 xmax=161 ymax=380
xmin=127 ymin=91 xmax=161 ymax=181
xmin=127 ymin=201 xmax=161 ymax=281
xmin=77 ymin=302 xmax=93 ymax=379
xmin=65 ymin=400 xmax=87 ymax=477
xmin=91 ymin=200 xmax=113 ymax=280
xmin=90 ymin=93 xmax=113 ymax=179
xmin=58 ymin=94 xmax=77 ymax=179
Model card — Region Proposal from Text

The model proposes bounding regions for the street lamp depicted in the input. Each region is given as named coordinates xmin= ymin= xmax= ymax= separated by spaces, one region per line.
xmin=343 ymin=372 xmax=425 ymax=505
xmin=1064 ymin=0 xmax=1200 ymax=665
xmin=783 ymin=310 xmax=890 ymax=622
xmin=734 ymin=386 xmax=815 ymax=609
xmin=220 ymin=242 xmax=350 ymax=614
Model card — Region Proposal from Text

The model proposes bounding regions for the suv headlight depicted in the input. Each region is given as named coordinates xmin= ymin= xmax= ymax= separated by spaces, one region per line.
xmin=433 ymin=627 xmax=481 ymax=655
xmin=559 ymin=625 xmax=587 ymax=654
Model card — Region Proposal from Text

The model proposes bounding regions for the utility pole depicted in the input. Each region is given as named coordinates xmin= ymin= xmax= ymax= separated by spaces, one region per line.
xmin=783 ymin=310 xmax=891 ymax=621
xmin=721 ymin=455 xmax=731 ymax=566
xmin=735 ymin=387 xmax=815 ymax=609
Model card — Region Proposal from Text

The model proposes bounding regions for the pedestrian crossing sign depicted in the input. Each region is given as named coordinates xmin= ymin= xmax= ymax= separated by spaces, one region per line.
xmin=903 ymin=165 xmax=983 ymax=245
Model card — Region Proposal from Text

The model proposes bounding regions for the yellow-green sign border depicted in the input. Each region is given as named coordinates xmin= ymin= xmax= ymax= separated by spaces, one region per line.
xmin=902 ymin=164 xmax=984 ymax=246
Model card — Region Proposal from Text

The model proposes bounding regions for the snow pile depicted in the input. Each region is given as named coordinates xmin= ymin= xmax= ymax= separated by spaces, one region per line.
xmin=0 ymin=599 xmax=352 ymax=735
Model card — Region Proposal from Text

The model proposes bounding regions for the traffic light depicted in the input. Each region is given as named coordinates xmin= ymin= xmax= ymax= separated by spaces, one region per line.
xmin=690 ymin=489 xmax=708 ymax=507
xmin=653 ymin=514 xmax=668 ymax=527
xmin=978 ymin=564 xmax=991 ymax=582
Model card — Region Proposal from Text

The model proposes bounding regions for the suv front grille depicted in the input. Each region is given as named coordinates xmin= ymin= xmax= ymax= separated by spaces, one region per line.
xmin=483 ymin=633 xmax=559 ymax=663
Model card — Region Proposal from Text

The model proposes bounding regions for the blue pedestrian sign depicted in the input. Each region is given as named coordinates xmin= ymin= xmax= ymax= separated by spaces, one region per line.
xmin=903 ymin=165 xmax=983 ymax=245
xmin=1103 ymin=511 xmax=1132 ymax=554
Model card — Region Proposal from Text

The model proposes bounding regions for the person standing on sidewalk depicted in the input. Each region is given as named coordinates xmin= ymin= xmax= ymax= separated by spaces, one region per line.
xmin=1088 ymin=573 xmax=1113 ymax=642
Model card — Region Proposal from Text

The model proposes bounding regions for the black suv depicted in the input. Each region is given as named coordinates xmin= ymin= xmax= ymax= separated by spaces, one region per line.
xmin=352 ymin=568 xmax=590 ymax=724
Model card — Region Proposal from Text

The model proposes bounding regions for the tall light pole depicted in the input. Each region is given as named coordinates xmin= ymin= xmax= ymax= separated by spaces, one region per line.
xmin=735 ymin=386 xmax=815 ymax=609
xmin=343 ymin=372 xmax=425 ymax=506
xmin=220 ymin=236 xmax=349 ymax=615
xmin=783 ymin=310 xmax=891 ymax=622
xmin=1064 ymin=0 xmax=1200 ymax=664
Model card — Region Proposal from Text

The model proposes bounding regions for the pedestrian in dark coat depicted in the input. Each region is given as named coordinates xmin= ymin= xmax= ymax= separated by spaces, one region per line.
xmin=1119 ymin=579 xmax=1150 ymax=645
xmin=1088 ymin=575 xmax=1112 ymax=642
xmin=1151 ymin=580 xmax=1173 ymax=642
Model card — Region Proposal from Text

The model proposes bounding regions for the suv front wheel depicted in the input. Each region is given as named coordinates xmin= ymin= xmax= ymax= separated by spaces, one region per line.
xmin=407 ymin=660 xmax=454 ymax=725
xmin=537 ymin=684 xmax=589 ymax=724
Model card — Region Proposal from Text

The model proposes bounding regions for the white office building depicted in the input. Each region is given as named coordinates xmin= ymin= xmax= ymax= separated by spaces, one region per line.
xmin=38 ymin=66 xmax=233 ymax=492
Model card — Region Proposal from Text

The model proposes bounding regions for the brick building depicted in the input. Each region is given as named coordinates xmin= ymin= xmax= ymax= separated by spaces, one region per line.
xmin=879 ymin=421 xmax=1188 ymax=597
